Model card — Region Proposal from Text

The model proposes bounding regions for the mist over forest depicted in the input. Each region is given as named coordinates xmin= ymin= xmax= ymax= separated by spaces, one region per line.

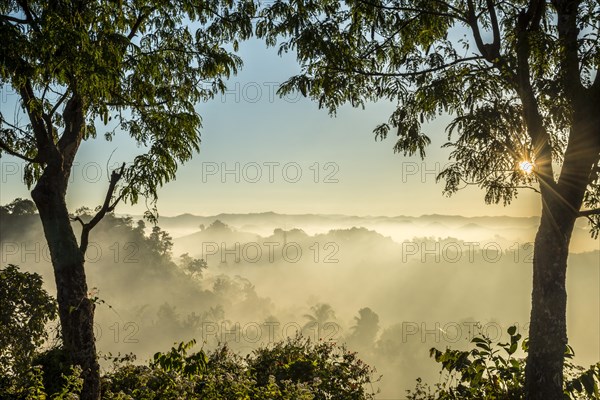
xmin=2 ymin=206 xmax=598 ymax=398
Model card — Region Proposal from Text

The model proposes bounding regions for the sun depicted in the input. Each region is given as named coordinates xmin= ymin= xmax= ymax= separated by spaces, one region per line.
xmin=519 ymin=160 xmax=535 ymax=175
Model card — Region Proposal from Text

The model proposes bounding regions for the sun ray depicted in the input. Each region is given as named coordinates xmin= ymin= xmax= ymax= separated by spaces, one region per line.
xmin=519 ymin=160 xmax=535 ymax=175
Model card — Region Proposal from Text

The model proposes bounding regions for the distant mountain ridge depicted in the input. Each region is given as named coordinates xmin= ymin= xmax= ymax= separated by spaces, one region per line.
xmin=119 ymin=212 xmax=596 ymax=253
xmin=124 ymin=211 xmax=541 ymax=228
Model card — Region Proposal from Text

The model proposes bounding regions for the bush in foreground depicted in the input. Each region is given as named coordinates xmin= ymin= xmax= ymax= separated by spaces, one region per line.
xmin=407 ymin=326 xmax=600 ymax=399
xmin=102 ymin=336 xmax=378 ymax=399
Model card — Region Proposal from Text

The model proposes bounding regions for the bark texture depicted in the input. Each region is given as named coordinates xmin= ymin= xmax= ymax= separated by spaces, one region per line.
xmin=32 ymin=172 xmax=100 ymax=400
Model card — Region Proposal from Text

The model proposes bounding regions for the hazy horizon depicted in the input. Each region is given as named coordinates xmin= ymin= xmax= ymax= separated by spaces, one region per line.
xmin=128 ymin=210 xmax=544 ymax=219
xmin=1 ymin=209 xmax=597 ymax=398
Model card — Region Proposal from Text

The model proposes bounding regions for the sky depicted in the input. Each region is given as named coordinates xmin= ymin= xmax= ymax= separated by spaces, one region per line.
xmin=0 ymin=38 xmax=541 ymax=218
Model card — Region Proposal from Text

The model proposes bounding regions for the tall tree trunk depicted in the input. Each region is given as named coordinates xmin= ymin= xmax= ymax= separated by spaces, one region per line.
xmin=31 ymin=170 xmax=100 ymax=400
xmin=525 ymin=203 xmax=574 ymax=400
xmin=524 ymin=96 xmax=599 ymax=399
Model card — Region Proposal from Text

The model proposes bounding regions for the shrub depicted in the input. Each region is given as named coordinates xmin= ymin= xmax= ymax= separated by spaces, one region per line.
xmin=0 ymin=264 xmax=57 ymax=398
xmin=102 ymin=336 xmax=378 ymax=399
xmin=407 ymin=326 xmax=600 ymax=399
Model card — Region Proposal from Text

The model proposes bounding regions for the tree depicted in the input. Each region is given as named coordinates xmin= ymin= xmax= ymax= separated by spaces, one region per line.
xmin=208 ymin=219 xmax=232 ymax=231
xmin=179 ymin=252 xmax=208 ymax=277
xmin=348 ymin=307 xmax=380 ymax=349
xmin=3 ymin=197 xmax=37 ymax=215
xmin=0 ymin=264 xmax=57 ymax=391
xmin=257 ymin=1 xmax=600 ymax=398
xmin=149 ymin=225 xmax=174 ymax=257
xmin=0 ymin=1 xmax=254 ymax=398
xmin=303 ymin=303 xmax=337 ymax=339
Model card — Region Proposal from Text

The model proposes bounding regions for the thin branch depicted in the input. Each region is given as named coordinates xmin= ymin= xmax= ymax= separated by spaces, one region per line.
xmin=40 ymin=82 xmax=50 ymax=105
xmin=511 ymin=185 xmax=541 ymax=194
xmin=468 ymin=0 xmax=503 ymax=62
xmin=359 ymin=15 xmax=420 ymax=59
xmin=485 ymin=0 xmax=501 ymax=55
xmin=108 ymin=190 xmax=127 ymax=212
xmin=513 ymin=0 xmax=555 ymax=189
xmin=495 ymin=0 xmax=523 ymax=13
xmin=105 ymin=98 xmax=169 ymax=108
xmin=454 ymin=173 xmax=541 ymax=194
xmin=49 ymin=88 xmax=71 ymax=117
xmin=19 ymin=80 xmax=55 ymax=162
xmin=467 ymin=0 xmax=487 ymax=56
xmin=457 ymin=181 xmax=541 ymax=194
xmin=0 ymin=138 xmax=37 ymax=163
xmin=70 ymin=215 xmax=86 ymax=227
xmin=203 ymin=6 xmax=242 ymax=24
xmin=79 ymin=163 xmax=126 ymax=254
xmin=578 ymin=208 xmax=600 ymax=217
xmin=430 ymin=0 xmax=463 ymax=15
xmin=327 ymin=55 xmax=484 ymax=78
xmin=15 ymin=0 xmax=40 ymax=32
xmin=356 ymin=0 xmax=468 ymax=23
xmin=0 ymin=14 xmax=29 ymax=24
xmin=103 ymin=149 xmax=128 ymax=211
xmin=464 ymin=0 xmax=516 ymax=82
xmin=1 ymin=117 xmax=30 ymax=137
xmin=524 ymin=0 xmax=545 ymax=30
xmin=127 ymin=9 xmax=155 ymax=40
xmin=57 ymin=91 xmax=86 ymax=167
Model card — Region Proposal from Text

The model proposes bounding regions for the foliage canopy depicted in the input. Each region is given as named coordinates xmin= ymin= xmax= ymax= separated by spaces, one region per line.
xmin=257 ymin=0 xmax=600 ymax=234
xmin=1 ymin=0 xmax=256 ymax=217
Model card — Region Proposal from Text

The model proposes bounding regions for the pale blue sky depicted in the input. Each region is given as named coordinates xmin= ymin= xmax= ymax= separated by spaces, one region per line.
xmin=0 ymin=38 xmax=540 ymax=218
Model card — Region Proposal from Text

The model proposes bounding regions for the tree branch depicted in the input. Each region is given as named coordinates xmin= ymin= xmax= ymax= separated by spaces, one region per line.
xmin=486 ymin=0 xmax=501 ymax=56
xmin=358 ymin=15 xmax=421 ymax=59
xmin=513 ymin=1 xmax=556 ymax=190
xmin=467 ymin=0 xmax=503 ymax=63
xmin=57 ymin=91 xmax=86 ymax=169
xmin=19 ymin=80 xmax=55 ymax=163
xmin=513 ymin=185 xmax=541 ymax=194
xmin=79 ymin=163 xmax=126 ymax=254
xmin=578 ymin=208 xmax=600 ymax=217
xmin=49 ymin=88 xmax=71 ymax=118
xmin=327 ymin=55 xmax=485 ymax=78
xmin=0 ymin=138 xmax=37 ymax=163
xmin=467 ymin=0 xmax=487 ymax=56
xmin=70 ymin=215 xmax=86 ymax=227
xmin=430 ymin=0 xmax=462 ymax=15
xmin=15 ymin=0 xmax=40 ymax=32
xmin=127 ymin=9 xmax=155 ymax=40
xmin=356 ymin=0 xmax=468 ymax=23
xmin=463 ymin=0 xmax=517 ymax=82
xmin=524 ymin=0 xmax=546 ymax=29
xmin=1 ymin=116 xmax=31 ymax=137
xmin=0 ymin=14 xmax=29 ymax=24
